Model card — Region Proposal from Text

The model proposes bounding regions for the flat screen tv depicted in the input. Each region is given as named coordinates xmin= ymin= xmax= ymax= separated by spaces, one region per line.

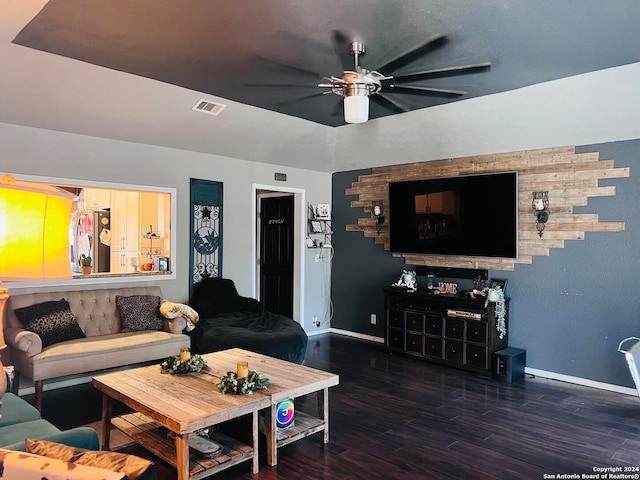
xmin=388 ymin=172 xmax=518 ymax=258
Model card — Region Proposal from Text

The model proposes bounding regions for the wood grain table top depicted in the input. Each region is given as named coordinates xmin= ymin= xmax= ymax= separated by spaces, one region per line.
xmin=200 ymin=348 xmax=340 ymax=403
xmin=92 ymin=348 xmax=339 ymax=434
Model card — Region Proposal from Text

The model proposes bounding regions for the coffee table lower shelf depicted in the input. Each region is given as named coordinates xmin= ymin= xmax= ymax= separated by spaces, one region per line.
xmin=112 ymin=412 xmax=254 ymax=479
xmin=275 ymin=411 xmax=325 ymax=448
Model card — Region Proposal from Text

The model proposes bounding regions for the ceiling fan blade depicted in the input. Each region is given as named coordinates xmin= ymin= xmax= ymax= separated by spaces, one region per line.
xmin=330 ymin=101 xmax=343 ymax=117
xmin=332 ymin=30 xmax=355 ymax=70
xmin=392 ymin=62 xmax=491 ymax=83
xmin=387 ymin=85 xmax=467 ymax=97
xmin=253 ymin=54 xmax=321 ymax=78
xmin=374 ymin=34 xmax=448 ymax=73
xmin=275 ymin=91 xmax=332 ymax=106
xmin=371 ymin=93 xmax=410 ymax=113
xmin=318 ymin=75 xmax=345 ymax=89
xmin=246 ymin=82 xmax=319 ymax=89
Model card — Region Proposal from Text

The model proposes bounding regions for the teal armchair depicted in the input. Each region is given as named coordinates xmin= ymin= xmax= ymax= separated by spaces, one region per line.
xmin=0 ymin=391 xmax=99 ymax=451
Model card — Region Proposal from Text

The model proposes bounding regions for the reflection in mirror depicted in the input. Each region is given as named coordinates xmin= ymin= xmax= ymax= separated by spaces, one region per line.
xmin=1 ymin=173 xmax=173 ymax=283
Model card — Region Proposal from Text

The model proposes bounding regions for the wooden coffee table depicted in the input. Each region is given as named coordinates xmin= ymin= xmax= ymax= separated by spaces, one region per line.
xmin=93 ymin=348 xmax=339 ymax=478
xmin=202 ymin=349 xmax=340 ymax=466
xmin=93 ymin=357 xmax=270 ymax=480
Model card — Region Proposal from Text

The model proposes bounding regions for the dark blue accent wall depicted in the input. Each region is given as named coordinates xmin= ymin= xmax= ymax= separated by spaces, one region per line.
xmin=331 ymin=140 xmax=639 ymax=387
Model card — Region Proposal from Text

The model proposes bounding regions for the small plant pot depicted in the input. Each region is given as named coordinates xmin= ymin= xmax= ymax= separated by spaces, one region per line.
xmin=81 ymin=265 xmax=92 ymax=275
xmin=488 ymin=289 xmax=500 ymax=302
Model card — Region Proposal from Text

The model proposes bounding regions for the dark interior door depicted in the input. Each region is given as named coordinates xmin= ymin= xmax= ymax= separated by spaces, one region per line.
xmin=94 ymin=210 xmax=111 ymax=272
xmin=260 ymin=195 xmax=294 ymax=317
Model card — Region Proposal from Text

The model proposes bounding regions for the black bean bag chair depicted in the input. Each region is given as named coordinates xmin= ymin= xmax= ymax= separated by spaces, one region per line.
xmin=188 ymin=277 xmax=308 ymax=364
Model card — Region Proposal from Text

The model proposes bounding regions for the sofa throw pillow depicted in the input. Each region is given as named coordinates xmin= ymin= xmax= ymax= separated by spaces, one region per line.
xmin=2 ymin=449 xmax=126 ymax=480
xmin=25 ymin=438 xmax=156 ymax=480
xmin=116 ymin=295 xmax=164 ymax=332
xmin=14 ymin=299 xmax=85 ymax=349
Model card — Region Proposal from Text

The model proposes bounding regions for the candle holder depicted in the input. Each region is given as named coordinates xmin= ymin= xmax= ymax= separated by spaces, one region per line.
xmin=532 ymin=191 xmax=550 ymax=237
xmin=180 ymin=347 xmax=191 ymax=363
xmin=237 ymin=361 xmax=249 ymax=379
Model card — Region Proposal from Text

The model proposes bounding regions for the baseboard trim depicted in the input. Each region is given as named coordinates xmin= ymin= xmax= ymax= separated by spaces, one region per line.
xmin=329 ymin=328 xmax=385 ymax=344
xmin=18 ymin=376 xmax=93 ymax=396
xmin=16 ymin=363 xmax=153 ymax=396
xmin=525 ymin=367 xmax=637 ymax=396
xmin=307 ymin=328 xmax=331 ymax=337
xmin=325 ymin=331 xmax=637 ymax=396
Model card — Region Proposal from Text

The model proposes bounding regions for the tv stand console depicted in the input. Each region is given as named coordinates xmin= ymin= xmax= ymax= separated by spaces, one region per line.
xmin=384 ymin=288 xmax=509 ymax=375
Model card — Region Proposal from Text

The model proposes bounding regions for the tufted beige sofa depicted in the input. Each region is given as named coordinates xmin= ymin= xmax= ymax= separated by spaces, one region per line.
xmin=3 ymin=286 xmax=191 ymax=410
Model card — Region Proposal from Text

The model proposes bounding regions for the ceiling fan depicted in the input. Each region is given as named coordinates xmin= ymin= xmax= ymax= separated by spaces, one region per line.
xmin=318 ymin=33 xmax=491 ymax=123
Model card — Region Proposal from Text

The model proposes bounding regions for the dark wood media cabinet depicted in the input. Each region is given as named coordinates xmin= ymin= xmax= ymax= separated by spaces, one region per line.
xmin=384 ymin=288 xmax=509 ymax=375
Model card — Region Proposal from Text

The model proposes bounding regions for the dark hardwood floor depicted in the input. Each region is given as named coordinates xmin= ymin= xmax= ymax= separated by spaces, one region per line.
xmin=27 ymin=333 xmax=640 ymax=479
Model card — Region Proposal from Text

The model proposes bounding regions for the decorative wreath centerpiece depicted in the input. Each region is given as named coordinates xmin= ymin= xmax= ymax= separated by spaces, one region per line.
xmin=160 ymin=354 xmax=207 ymax=374
xmin=217 ymin=370 xmax=270 ymax=395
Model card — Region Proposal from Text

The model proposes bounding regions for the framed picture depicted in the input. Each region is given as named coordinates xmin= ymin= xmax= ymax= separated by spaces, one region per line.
xmin=490 ymin=278 xmax=508 ymax=293
xmin=315 ymin=203 xmax=331 ymax=219
xmin=310 ymin=221 xmax=323 ymax=233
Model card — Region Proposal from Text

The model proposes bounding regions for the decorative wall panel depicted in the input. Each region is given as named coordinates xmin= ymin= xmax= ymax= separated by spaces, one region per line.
xmin=189 ymin=179 xmax=223 ymax=300
xmin=345 ymin=146 xmax=629 ymax=271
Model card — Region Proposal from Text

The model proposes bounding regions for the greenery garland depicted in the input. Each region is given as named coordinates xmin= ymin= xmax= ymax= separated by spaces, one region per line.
xmin=160 ymin=354 xmax=207 ymax=374
xmin=484 ymin=286 xmax=507 ymax=340
xmin=217 ymin=370 xmax=269 ymax=395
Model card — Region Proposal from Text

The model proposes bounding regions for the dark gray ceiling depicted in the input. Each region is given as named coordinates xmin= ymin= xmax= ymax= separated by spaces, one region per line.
xmin=13 ymin=1 xmax=640 ymax=127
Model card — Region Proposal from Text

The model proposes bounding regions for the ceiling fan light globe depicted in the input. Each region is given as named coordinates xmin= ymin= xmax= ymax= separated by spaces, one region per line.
xmin=344 ymin=95 xmax=369 ymax=123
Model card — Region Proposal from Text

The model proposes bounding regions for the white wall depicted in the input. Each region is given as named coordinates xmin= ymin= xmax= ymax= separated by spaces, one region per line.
xmin=334 ymin=62 xmax=640 ymax=171
xmin=0 ymin=122 xmax=332 ymax=331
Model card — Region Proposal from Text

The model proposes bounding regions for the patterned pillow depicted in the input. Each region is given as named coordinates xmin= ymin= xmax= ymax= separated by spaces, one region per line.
xmin=2 ymin=450 xmax=126 ymax=480
xmin=116 ymin=295 xmax=164 ymax=332
xmin=14 ymin=299 xmax=85 ymax=348
xmin=26 ymin=438 xmax=155 ymax=480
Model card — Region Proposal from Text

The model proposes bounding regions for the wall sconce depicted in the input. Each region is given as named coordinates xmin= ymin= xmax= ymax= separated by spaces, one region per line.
xmin=372 ymin=201 xmax=385 ymax=234
xmin=532 ymin=191 xmax=550 ymax=237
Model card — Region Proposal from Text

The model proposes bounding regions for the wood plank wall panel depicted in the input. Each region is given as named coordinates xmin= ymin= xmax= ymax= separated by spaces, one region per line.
xmin=345 ymin=146 xmax=629 ymax=271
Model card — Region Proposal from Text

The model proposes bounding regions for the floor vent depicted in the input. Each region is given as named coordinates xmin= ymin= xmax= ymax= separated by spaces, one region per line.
xmin=192 ymin=99 xmax=226 ymax=116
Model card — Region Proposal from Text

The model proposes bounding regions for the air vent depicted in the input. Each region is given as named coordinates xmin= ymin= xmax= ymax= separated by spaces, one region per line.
xmin=192 ymin=99 xmax=226 ymax=116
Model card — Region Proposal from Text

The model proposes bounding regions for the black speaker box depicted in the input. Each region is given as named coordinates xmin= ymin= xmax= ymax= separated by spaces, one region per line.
xmin=493 ymin=348 xmax=526 ymax=383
